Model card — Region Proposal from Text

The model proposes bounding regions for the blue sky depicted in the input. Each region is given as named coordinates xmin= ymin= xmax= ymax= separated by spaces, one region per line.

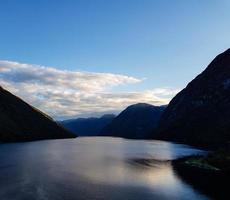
xmin=0 ymin=0 xmax=230 ymax=119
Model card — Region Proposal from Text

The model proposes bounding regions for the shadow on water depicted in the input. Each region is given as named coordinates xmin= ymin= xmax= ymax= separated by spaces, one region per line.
xmin=172 ymin=160 xmax=230 ymax=200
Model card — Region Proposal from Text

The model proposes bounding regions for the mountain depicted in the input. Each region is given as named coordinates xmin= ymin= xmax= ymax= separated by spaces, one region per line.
xmin=0 ymin=86 xmax=76 ymax=142
xmin=156 ymin=49 xmax=230 ymax=148
xmin=61 ymin=114 xmax=116 ymax=136
xmin=100 ymin=103 xmax=166 ymax=139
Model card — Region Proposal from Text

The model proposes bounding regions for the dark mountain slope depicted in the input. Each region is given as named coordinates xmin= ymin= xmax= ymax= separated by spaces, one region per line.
xmin=156 ymin=49 xmax=230 ymax=148
xmin=0 ymin=86 xmax=76 ymax=142
xmin=100 ymin=103 xmax=166 ymax=139
xmin=61 ymin=114 xmax=115 ymax=136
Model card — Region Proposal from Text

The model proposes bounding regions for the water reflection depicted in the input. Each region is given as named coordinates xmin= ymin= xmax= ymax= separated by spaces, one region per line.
xmin=0 ymin=137 xmax=208 ymax=200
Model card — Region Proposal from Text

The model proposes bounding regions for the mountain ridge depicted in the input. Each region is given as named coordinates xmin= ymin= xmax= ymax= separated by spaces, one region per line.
xmin=100 ymin=103 xmax=166 ymax=139
xmin=61 ymin=114 xmax=116 ymax=136
xmin=0 ymin=86 xmax=76 ymax=142
xmin=155 ymin=48 xmax=230 ymax=148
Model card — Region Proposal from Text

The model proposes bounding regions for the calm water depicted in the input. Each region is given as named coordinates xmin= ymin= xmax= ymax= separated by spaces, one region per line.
xmin=0 ymin=137 xmax=209 ymax=200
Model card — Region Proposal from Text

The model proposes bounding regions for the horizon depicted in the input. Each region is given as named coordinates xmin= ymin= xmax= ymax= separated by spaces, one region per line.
xmin=0 ymin=0 xmax=230 ymax=119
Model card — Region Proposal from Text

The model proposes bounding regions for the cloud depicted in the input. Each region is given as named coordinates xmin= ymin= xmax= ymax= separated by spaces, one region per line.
xmin=0 ymin=60 xmax=140 ymax=92
xmin=0 ymin=60 xmax=179 ymax=119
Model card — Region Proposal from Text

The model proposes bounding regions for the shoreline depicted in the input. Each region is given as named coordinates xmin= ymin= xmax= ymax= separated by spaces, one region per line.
xmin=172 ymin=152 xmax=230 ymax=200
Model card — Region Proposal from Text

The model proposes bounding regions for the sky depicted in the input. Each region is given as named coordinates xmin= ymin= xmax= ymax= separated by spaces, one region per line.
xmin=0 ymin=0 xmax=230 ymax=119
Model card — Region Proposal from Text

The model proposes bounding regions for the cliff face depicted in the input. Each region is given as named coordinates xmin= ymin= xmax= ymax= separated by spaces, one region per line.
xmin=0 ymin=86 xmax=76 ymax=142
xmin=101 ymin=103 xmax=166 ymax=139
xmin=156 ymin=49 xmax=230 ymax=148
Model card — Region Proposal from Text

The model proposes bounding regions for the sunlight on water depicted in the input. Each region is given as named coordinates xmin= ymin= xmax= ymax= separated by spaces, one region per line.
xmin=0 ymin=137 xmax=208 ymax=200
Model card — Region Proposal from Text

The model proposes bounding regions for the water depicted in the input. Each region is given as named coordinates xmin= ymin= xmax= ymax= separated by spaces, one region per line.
xmin=0 ymin=137 xmax=209 ymax=200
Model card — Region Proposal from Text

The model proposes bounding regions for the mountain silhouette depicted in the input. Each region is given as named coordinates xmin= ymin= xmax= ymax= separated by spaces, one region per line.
xmin=156 ymin=49 xmax=230 ymax=148
xmin=0 ymin=86 xmax=76 ymax=142
xmin=61 ymin=114 xmax=115 ymax=136
xmin=101 ymin=103 xmax=166 ymax=139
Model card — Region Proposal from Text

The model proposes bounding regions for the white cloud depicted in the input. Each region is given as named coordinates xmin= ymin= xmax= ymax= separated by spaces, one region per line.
xmin=0 ymin=60 xmax=179 ymax=119
xmin=0 ymin=60 xmax=140 ymax=92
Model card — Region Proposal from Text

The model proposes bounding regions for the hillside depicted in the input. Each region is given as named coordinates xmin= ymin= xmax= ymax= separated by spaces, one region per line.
xmin=156 ymin=49 xmax=230 ymax=148
xmin=101 ymin=103 xmax=166 ymax=139
xmin=61 ymin=114 xmax=115 ymax=136
xmin=0 ymin=86 xmax=76 ymax=142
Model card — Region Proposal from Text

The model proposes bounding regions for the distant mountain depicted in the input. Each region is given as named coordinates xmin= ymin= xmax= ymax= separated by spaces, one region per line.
xmin=100 ymin=103 xmax=166 ymax=139
xmin=61 ymin=114 xmax=116 ymax=136
xmin=156 ymin=49 xmax=230 ymax=148
xmin=0 ymin=86 xmax=76 ymax=142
